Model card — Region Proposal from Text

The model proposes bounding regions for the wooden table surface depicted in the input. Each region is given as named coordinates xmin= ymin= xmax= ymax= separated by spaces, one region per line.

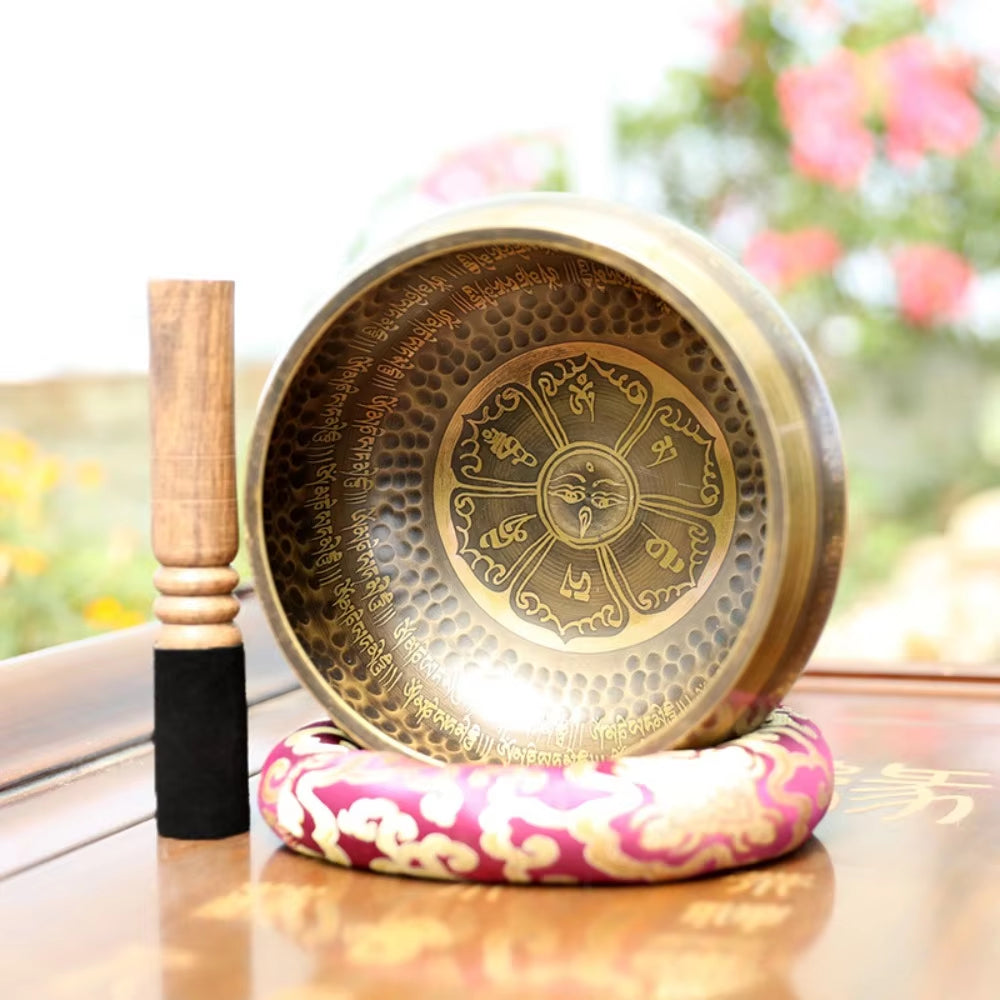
xmin=2 ymin=673 xmax=999 ymax=1000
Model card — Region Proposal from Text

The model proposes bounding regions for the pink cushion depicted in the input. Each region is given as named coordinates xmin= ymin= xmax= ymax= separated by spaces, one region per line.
xmin=258 ymin=707 xmax=832 ymax=884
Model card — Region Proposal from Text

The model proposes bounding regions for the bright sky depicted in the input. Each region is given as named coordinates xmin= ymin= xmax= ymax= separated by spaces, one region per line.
xmin=0 ymin=0 xmax=708 ymax=382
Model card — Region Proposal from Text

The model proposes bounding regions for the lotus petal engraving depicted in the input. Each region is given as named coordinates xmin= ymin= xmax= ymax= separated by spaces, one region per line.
xmin=445 ymin=346 xmax=729 ymax=644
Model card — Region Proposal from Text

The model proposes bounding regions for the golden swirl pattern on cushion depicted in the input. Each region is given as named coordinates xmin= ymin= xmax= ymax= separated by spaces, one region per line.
xmin=258 ymin=707 xmax=832 ymax=884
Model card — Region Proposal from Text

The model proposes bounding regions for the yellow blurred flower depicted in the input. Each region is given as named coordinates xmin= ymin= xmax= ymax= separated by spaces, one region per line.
xmin=0 ymin=430 xmax=36 ymax=466
xmin=83 ymin=595 xmax=146 ymax=631
xmin=0 ymin=446 xmax=28 ymax=504
xmin=75 ymin=460 xmax=104 ymax=490
xmin=0 ymin=429 xmax=64 ymax=521
xmin=0 ymin=543 xmax=48 ymax=583
xmin=38 ymin=456 xmax=63 ymax=491
xmin=12 ymin=546 xmax=48 ymax=576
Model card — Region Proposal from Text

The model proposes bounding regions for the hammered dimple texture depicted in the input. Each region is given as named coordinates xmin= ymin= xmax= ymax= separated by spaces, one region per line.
xmin=260 ymin=246 xmax=767 ymax=763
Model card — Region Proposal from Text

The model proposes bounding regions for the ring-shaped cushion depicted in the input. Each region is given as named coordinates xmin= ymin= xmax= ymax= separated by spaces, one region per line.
xmin=258 ymin=706 xmax=832 ymax=884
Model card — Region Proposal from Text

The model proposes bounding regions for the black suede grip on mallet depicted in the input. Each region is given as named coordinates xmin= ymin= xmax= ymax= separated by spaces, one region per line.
xmin=153 ymin=645 xmax=249 ymax=839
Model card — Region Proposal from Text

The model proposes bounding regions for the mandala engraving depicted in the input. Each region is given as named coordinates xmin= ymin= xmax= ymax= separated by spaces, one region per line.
xmin=436 ymin=343 xmax=735 ymax=650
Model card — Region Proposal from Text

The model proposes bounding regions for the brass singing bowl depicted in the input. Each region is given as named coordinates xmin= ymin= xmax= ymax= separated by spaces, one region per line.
xmin=245 ymin=195 xmax=845 ymax=765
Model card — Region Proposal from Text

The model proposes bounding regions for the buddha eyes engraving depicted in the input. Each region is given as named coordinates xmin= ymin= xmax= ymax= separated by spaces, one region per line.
xmin=547 ymin=466 xmax=630 ymax=539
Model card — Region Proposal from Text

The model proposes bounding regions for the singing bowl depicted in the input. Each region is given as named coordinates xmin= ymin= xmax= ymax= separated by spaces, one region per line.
xmin=245 ymin=195 xmax=845 ymax=766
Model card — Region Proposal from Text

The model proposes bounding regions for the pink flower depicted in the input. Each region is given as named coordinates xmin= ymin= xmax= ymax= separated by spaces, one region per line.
xmin=744 ymin=228 xmax=843 ymax=291
xmin=777 ymin=50 xmax=874 ymax=188
xmin=705 ymin=4 xmax=742 ymax=53
xmin=420 ymin=137 xmax=555 ymax=203
xmin=703 ymin=6 xmax=748 ymax=94
xmin=893 ymin=244 xmax=973 ymax=326
xmin=878 ymin=37 xmax=980 ymax=165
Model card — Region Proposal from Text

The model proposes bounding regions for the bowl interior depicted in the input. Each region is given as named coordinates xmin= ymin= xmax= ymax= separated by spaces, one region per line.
xmin=255 ymin=241 xmax=769 ymax=764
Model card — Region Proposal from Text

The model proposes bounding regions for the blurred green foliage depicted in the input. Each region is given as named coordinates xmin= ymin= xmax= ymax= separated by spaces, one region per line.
xmin=0 ymin=368 xmax=266 ymax=658
xmin=616 ymin=0 xmax=1000 ymax=607
xmin=0 ymin=427 xmax=153 ymax=658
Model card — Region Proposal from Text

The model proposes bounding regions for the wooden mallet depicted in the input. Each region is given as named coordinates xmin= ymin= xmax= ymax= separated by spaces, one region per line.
xmin=148 ymin=280 xmax=249 ymax=839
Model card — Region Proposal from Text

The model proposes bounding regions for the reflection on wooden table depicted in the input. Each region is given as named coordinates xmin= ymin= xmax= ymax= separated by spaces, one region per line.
xmin=1 ymin=680 xmax=997 ymax=999
xmin=196 ymin=837 xmax=831 ymax=1000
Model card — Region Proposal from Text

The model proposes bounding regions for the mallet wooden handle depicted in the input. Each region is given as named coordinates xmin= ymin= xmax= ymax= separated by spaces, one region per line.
xmin=149 ymin=280 xmax=240 ymax=650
